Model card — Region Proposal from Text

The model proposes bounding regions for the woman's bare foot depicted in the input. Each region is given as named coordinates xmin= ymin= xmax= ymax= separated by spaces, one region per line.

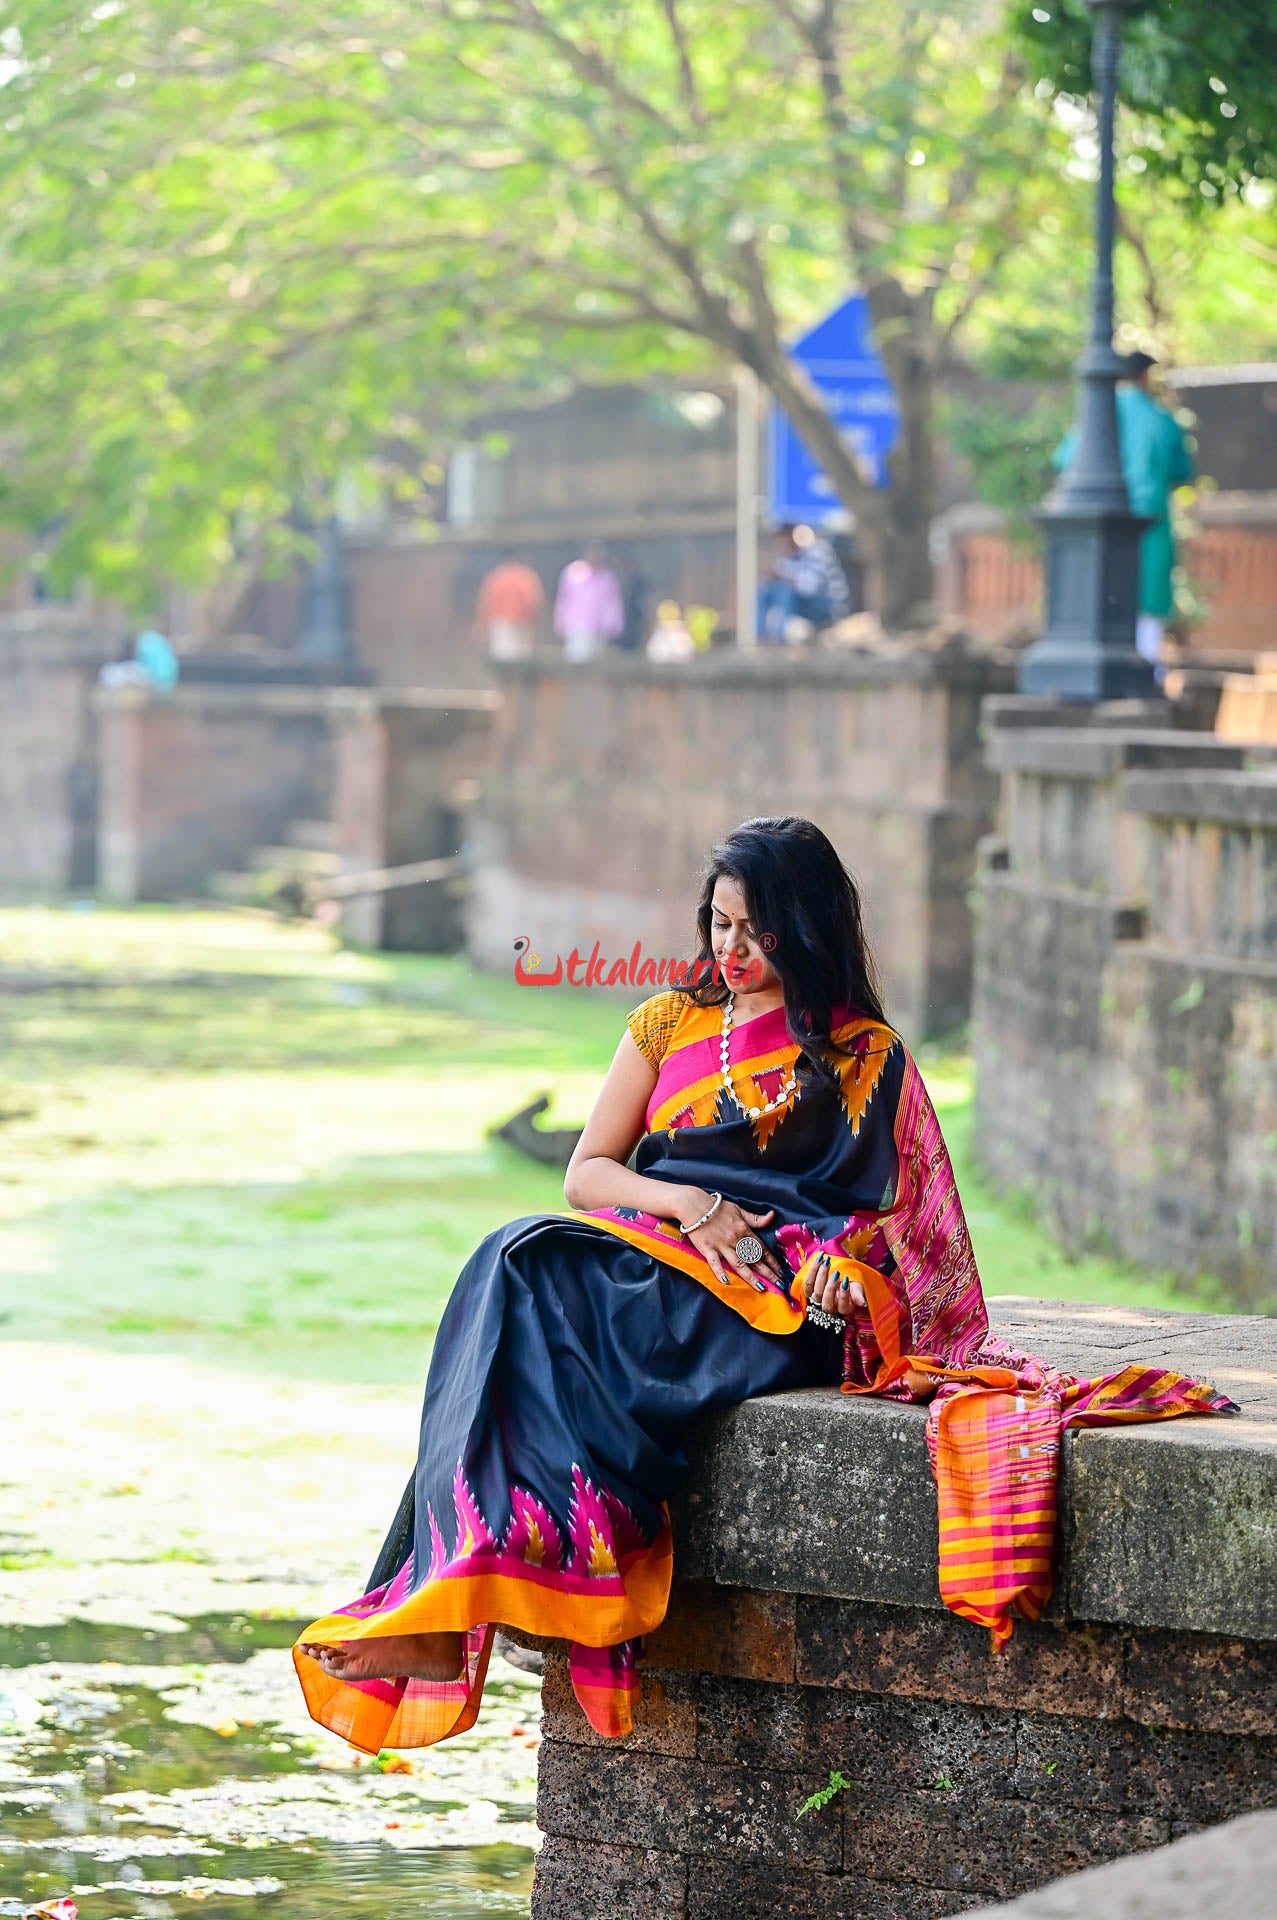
xmin=298 ymin=1631 xmax=465 ymax=1682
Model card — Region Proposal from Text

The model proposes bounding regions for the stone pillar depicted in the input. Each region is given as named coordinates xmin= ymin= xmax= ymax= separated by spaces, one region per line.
xmin=0 ymin=613 xmax=122 ymax=891
xmin=328 ymin=690 xmax=499 ymax=949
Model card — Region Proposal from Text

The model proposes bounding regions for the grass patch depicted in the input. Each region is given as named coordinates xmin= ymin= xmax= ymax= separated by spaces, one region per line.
xmin=0 ymin=906 xmax=1225 ymax=1390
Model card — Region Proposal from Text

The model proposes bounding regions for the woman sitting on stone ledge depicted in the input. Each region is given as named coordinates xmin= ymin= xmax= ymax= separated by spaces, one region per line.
xmin=295 ymin=815 xmax=1232 ymax=1754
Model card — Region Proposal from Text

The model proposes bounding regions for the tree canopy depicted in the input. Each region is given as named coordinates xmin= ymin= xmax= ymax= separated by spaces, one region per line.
xmin=0 ymin=0 xmax=1273 ymax=618
xmin=1012 ymin=0 xmax=1277 ymax=197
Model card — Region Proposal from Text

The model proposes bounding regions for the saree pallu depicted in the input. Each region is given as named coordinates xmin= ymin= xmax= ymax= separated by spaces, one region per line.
xmin=294 ymin=998 xmax=1234 ymax=1752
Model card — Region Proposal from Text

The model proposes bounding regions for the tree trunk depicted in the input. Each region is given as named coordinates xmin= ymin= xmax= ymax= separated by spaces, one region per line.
xmin=747 ymin=282 xmax=938 ymax=631
xmin=864 ymin=281 xmax=938 ymax=630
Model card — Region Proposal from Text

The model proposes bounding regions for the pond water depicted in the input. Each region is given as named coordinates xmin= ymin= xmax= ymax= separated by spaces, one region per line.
xmin=0 ymin=1615 xmax=538 ymax=1920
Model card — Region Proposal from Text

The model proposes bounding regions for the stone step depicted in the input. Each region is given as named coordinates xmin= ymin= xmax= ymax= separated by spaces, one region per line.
xmin=247 ymin=845 xmax=341 ymax=877
xmin=284 ymin=818 xmax=337 ymax=853
xmin=207 ymin=870 xmax=260 ymax=904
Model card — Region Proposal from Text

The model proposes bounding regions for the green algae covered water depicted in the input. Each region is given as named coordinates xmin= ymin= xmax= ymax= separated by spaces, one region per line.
xmin=0 ymin=1616 xmax=537 ymax=1919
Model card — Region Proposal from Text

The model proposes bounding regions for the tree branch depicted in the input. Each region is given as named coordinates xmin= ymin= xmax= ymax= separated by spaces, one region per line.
xmin=658 ymin=0 xmax=706 ymax=128
xmin=1116 ymin=205 xmax=1169 ymax=335
xmin=506 ymin=0 xmax=685 ymax=141
xmin=778 ymin=0 xmax=880 ymax=271
xmin=945 ymin=48 xmax=1028 ymax=220
xmin=940 ymin=206 xmax=1025 ymax=345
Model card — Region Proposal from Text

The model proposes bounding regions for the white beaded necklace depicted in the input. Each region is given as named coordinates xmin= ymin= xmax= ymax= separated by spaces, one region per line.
xmin=719 ymin=989 xmax=800 ymax=1120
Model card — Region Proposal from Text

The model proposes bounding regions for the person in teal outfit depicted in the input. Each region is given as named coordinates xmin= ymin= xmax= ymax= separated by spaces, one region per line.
xmin=1054 ymin=351 xmax=1194 ymax=666
xmin=133 ymin=628 xmax=180 ymax=690
xmin=98 ymin=628 xmax=180 ymax=692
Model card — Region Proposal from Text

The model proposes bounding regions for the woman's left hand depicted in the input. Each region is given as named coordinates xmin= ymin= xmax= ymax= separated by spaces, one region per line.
xmin=809 ymin=1251 xmax=866 ymax=1317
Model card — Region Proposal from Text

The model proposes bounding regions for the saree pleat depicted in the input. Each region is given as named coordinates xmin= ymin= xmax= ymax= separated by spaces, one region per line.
xmin=295 ymin=994 xmax=1234 ymax=1750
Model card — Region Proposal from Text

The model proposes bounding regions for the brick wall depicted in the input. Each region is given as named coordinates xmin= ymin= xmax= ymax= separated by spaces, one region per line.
xmin=531 ymin=1301 xmax=1277 ymax=1917
xmin=972 ymin=714 xmax=1277 ymax=1308
xmin=936 ymin=498 xmax=1277 ymax=660
xmin=235 ymin=525 xmax=738 ymax=690
xmin=466 ymin=648 xmax=1014 ymax=1040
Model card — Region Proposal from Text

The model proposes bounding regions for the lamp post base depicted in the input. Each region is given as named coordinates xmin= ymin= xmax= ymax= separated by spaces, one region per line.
xmin=1018 ymin=504 xmax=1159 ymax=702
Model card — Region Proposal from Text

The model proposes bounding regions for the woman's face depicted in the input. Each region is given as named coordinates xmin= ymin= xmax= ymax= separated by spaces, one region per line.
xmin=709 ymin=875 xmax=779 ymax=994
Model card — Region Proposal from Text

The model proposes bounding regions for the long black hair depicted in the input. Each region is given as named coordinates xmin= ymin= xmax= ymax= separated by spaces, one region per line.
xmin=673 ymin=816 xmax=888 ymax=1072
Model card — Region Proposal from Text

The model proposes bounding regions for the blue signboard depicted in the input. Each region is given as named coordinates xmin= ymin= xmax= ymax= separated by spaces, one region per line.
xmin=766 ymin=295 xmax=899 ymax=522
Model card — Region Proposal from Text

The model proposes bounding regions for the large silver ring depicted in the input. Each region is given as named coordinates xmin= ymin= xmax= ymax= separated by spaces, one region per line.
xmin=734 ymin=1233 xmax=765 ymax=1267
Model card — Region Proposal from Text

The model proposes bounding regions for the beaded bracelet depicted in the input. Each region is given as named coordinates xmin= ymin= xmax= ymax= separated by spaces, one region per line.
xmin=678 ymin=1190 xmax=723 ymax=1236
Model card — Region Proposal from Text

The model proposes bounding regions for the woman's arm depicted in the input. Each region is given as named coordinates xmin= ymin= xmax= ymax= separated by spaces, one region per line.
xmin=563 ymin=1030 xmax=705 ymax=1221
xmin=563 ymin=1031 xmax=783 ymax=1285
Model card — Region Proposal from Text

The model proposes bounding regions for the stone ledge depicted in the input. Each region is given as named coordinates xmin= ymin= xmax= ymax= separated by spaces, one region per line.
xmin=491 ymin=646 xmax=1015 ymax=693
xmin=985 ymin=729 xmax=1244 ymax=779
xmin=974 ymin=870 xmax=1143 ymax=928
xmin=670 ymin=1302 xmax=1277 ymax=1640
xmin=1121 ymin=767 xmax=1277 ymax=828
xmin=94 ymin=682 xmax=500 ymax=719
xmin=981 ymin=696 xmax=1178 ymax=734
xmin=962 ymin=1808 xmax=1277 ymax=1918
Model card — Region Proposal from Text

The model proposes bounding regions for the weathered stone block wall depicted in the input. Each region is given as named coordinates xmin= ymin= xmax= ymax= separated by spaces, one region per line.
xmin=531 ymin=1303 xmax=1277 ymax=1918
xmin=536 ymin=1596 xmax=1277 ymax=1918
xmin=96 ymin=685 xmax=499 ymax=930
xmin=96 ymin=685 xmax=332 ymax=899
xmin=466 ymin=649 xmax=1013 ymax=1039
xmin=0 ymin=613 xmax=123 ymax=891
xmin=973 ymin=719 xmax=1277 ymax=1308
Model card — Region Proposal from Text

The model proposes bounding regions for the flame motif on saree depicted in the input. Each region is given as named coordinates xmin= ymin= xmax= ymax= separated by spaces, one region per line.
xmin=503 ymin=1488 xmax=562 ymax=1570
xmin=453 ymin=1463 xmax=497 ymax=1560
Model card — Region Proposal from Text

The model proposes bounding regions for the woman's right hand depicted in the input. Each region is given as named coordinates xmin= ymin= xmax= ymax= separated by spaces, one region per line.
xmin=675 ymin=1191 xmax=784 ymax=1289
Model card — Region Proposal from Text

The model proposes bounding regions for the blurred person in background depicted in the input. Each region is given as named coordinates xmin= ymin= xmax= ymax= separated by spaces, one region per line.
xmin=98 ymin=628 xmax=180 ymax=691
xmin=475 ymin=548 xmax=545 ymax=661
xmin=553 ymin=540 xmax=625 ymax=661
xmin=645 ymin=599 xmax=695 ymax=662
xmin=1054 ymin=350 xmax=1193 ymax=669
xmin=616 ymin=553 xmax=651 ymax=653
xmin=756 ymin=522 xmax=850 ymax=644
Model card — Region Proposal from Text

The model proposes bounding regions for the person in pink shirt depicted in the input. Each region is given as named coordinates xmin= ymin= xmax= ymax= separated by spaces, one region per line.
xmin=553 ymin=541 xmax=625 ymax=661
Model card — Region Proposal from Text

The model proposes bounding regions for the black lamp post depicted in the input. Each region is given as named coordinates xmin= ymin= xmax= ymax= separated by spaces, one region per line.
xmin=1018 ymin=0 xmax=1155 ymax=700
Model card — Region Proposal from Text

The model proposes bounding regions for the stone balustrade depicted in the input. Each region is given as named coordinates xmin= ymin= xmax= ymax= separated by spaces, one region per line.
xmin=972 ymin=715 xmax=1277 ymax=1307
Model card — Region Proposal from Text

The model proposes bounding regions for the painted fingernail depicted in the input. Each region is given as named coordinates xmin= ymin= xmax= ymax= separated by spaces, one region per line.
xmin=751 ymin=1278 xmax=767 ymax=1292
xmin=840 ymin=1277 xmax=850 ymax=1293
